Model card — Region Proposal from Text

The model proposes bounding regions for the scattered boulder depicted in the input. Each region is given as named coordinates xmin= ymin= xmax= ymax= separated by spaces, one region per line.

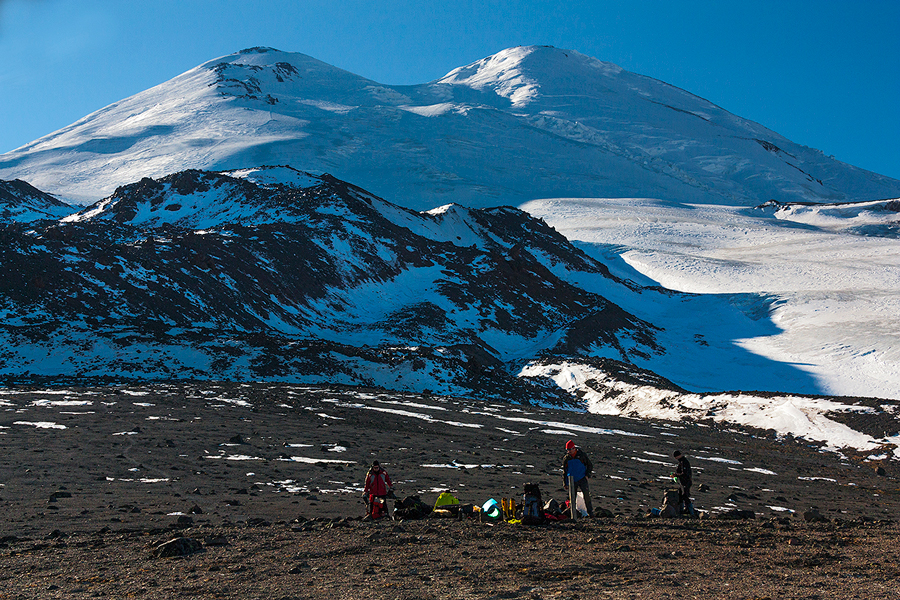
xmin=803 ymin=509 xmax=827 ymax=523
xmin=875 ymin=466 xmax=886 ymax=476
xmin=151 ymin=537 xmax=204 ymax=558
xmin=171 ymin=515 xmax=194 ymax=528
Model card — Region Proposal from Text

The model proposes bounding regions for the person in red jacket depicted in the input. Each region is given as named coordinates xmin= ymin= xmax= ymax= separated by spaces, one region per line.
xmin=362 ymin=461 xmax=393 ymax=519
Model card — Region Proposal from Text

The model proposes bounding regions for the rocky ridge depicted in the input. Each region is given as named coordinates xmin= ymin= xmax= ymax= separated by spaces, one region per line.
xmin=0 ymin=167 xmax=656 ymax=406
xmin=0 ymin=178 xmax=73 ymax=222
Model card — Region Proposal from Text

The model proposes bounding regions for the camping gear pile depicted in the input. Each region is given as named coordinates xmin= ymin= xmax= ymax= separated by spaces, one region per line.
xmin=362 ymin=482 xmax=609 ymax=524
xmin=361 ymin=454 xmax=699 ymax=522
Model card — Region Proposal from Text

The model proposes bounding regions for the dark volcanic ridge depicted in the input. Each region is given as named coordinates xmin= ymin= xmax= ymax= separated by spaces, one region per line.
xmin=0 ymin=178 xmax=73 ymax=222
xmin=2 ymin=167 xmax=900 ymax=461
xmin=0 ymin=166 xmax=655 ymax=396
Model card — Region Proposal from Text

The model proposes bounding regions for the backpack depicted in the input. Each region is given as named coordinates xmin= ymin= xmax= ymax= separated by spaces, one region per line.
xmin=659 ymin=489 xmax=681 ymax=518
xmin=543 ymin=498 xmax=565 ymax=520
xmin=369 ymin=496 xmax=387 ymax=519
xmin=522 ymin=483 xmax=544 ymax=525
xmin=394 ymin=495 xmax=432 ymax=520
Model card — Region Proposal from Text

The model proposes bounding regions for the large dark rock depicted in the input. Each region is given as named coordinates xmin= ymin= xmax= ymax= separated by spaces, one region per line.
xmin=151 ymin=537 xmax=204 ymax=558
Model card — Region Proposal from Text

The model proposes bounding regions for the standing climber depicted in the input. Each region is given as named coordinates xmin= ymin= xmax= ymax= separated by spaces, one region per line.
xmin=562 ymin=440 xmax=594 ymax=517
xmin=673 ymin=450 xmax=693 ymax=515
xmin=362 ymin=460 xmax=393 ymax=519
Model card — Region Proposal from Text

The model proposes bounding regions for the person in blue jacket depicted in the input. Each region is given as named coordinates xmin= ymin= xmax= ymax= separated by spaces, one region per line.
xmin=562 ymin=440 xmax=594 ymax=517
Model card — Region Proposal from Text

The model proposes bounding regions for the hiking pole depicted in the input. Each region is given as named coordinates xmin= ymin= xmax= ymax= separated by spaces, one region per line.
xmin=568 ymin=475 xmax=577 ymax=520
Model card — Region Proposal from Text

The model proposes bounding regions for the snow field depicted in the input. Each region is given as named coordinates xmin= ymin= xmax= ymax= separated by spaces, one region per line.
xmin=521 ymin=196 xmax=900 ymax=402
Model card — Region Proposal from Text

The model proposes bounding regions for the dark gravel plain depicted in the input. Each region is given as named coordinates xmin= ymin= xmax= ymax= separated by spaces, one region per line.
xmin=1 ymin=382 xmax=898 ymax=599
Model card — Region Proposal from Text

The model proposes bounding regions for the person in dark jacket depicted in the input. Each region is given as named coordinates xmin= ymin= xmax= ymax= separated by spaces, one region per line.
xmin=673 ymin=450 xmax=692 ymax=514
xmin=562 ymin=440 xmax=594 ymax=517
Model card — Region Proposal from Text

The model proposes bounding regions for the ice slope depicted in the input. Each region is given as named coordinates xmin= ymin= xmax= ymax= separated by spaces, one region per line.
xmin=2 ymin=46 xmax=899 ymax=208
xmin=521 ymin=196 xmax=900 ymax=401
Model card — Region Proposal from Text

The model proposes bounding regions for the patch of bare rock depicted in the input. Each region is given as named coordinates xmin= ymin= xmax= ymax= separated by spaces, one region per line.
xmin=1 ymin=516 xmax=899 ymax=599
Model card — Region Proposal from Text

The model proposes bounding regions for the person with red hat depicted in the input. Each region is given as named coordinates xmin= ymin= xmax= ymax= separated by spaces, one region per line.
xmin=562 ymin=440 xmax=594 ymax=517
xmin=362 ymin=460 xmax=393 ymax=519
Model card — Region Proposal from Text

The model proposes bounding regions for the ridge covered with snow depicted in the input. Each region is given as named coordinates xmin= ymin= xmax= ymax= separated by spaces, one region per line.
xmin=0 ymin=178 xmax=75 ymax=222
xmin=0 ymin=168 xmax=660 ymax=402
xmin=1 ymin=45 xmax=898 ymax=207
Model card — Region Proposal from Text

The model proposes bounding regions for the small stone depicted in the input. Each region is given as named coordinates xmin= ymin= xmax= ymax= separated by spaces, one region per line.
xmin=173 ymin=515 xmax=194 ymax=527
xmin=204 ymin=535 xmax=229 ymax=546
xmin=803 ymin=509 xmax=826 ymax=523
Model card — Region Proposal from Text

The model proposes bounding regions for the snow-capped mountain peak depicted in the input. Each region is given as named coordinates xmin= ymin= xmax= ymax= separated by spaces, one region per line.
xmin=435 ymin=45 xmax=622 ymax=107
xmin=2 ymin=46 xmax=898 ymax=208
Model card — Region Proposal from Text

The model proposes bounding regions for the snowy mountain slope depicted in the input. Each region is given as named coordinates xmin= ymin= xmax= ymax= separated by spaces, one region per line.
xmin=2 ymin=46 xmax=898 ymax=208
xmin=0 ymin=178 xmax=75 ymax=222
xmin=0 ymin=167 xmax=661 ymax=402
xmin=518 ymin=357 xmax=900 ymax=459
xmin=522 ymin=195 xmax=900 ymax=402
xmin=1 ymin=45 xmax=899 ymax=456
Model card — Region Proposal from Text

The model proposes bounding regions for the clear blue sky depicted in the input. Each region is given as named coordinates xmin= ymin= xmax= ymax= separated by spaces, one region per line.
xmin=1 ymin=0 xmax=898 ymax=179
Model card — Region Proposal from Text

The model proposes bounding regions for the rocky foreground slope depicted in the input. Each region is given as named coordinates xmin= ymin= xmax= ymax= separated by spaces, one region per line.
xmin=1 ymin=382 xmax=898 ymax=599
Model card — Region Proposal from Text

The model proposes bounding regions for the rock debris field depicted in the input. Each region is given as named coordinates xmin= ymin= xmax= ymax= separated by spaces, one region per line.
xmin=1 ymin=382 xmax=898 ymax=599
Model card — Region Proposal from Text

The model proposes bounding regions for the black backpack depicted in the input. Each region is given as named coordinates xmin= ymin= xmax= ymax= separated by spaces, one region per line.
xmin=522 ymin=483 xmax=544 ymax=525
xmin=394 ymin=495 xmax=432 ymax=520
